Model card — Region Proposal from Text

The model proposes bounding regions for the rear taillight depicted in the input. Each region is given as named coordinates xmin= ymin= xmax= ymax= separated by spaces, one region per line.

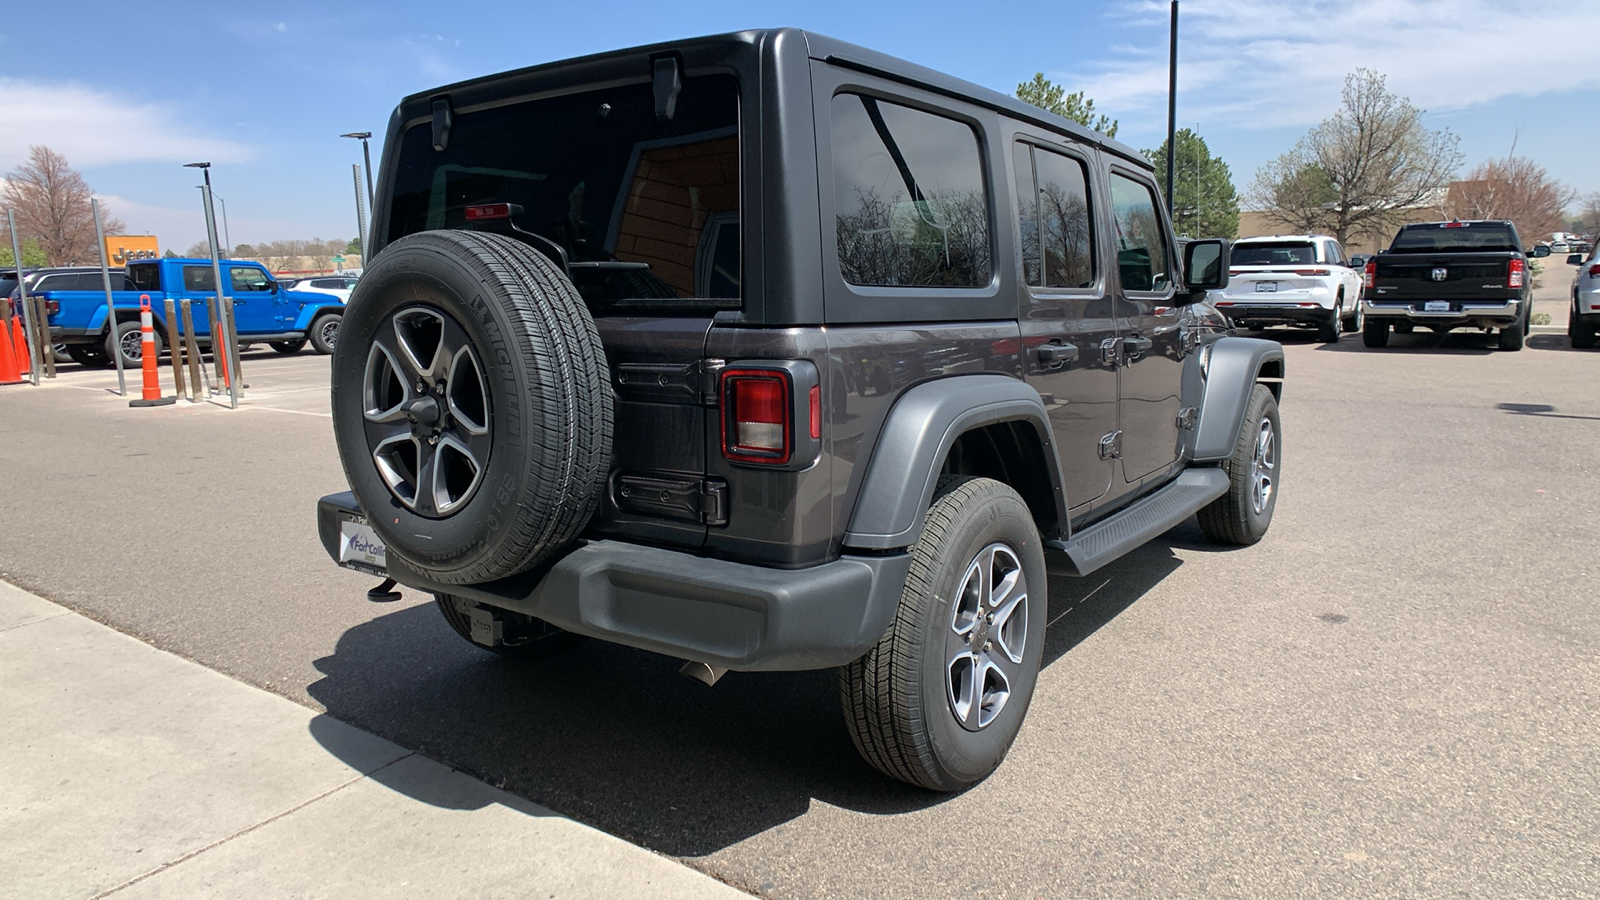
xmin=46 ymin=299 xmax=60 ymax=314
xmin=1363 ymin=260 xmax=1376 ymax=289
xmin=721 ymin=369 xmax=791 ymax=464
xmin=1294 ymin=269 xmax=1331 ymax=276
xmin=1588 ymin=264 xmax=1600 ymax=278
xmin=1228 ymin=269 xmax=1241 ymax=276
xmin=1507 ymin=258 xmax=1525 ymax=289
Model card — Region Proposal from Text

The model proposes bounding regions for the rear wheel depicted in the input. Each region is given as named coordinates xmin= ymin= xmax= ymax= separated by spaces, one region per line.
xmin=1571 ymin=305 xmax=1597 ymax=349
xmin=434 ymin=594 xmax=585 ymax=659
xmin=1362 ymin=317 xmax=1390 ymax=348
xmin=841 ymin=475 xmax=1047 ymax=791
xmin=1316 ymin=304 xmax=1342 ymax=343
xmin=1498 ymin=311 xmax=1526 ymax=351
xmin=106 ymin=320 xmax=163 ymax=368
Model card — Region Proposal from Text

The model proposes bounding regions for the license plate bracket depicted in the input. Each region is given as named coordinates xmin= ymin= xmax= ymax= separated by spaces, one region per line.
xmin=1424 ymin=300 xmax=1450 ymax=312
xmin=338 ymin=514 xmax=388 ymax=576
xmin=1254 ymin=282 xmax=1278 ymax=293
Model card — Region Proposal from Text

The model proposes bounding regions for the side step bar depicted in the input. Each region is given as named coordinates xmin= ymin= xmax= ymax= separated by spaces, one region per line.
xmin=1046 ymin=468 xmax=1230 ymax=577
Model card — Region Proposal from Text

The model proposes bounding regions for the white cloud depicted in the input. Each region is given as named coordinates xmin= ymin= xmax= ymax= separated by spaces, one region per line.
xmin=0 ymin=79 xmax=255 ymax=170
xmin=1060 ymin=0 xmax=1600 ymax=131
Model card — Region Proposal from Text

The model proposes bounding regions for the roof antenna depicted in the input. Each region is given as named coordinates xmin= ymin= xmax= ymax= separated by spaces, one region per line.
xmin=653 ymin=56 xmax=681 ymax=122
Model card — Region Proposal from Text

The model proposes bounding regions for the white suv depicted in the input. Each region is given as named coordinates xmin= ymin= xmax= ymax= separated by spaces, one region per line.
xmin=1209 ymin=235 xmax=1365 ymax=343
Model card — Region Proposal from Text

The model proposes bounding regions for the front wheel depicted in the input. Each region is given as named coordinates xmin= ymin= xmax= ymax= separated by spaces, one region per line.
xmin=1197 ymin=384 xmax=1281 ymax=546
xmin=840 ymin=475 xmax=1047 ymax=791
xmin=309 ymin=313 xmax=341 ymax=354
xmin=270 ymin=339 xmax=308 ymax=355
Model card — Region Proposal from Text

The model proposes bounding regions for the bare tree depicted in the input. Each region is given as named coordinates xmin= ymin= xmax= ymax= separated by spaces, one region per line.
xmin=2 ymin=146 xmax=125 ymax=266
xmin=1250 ymin=70 xmax=1461 ymax=245
xmin=1446 ymin=156 xmax=1575 ymax=245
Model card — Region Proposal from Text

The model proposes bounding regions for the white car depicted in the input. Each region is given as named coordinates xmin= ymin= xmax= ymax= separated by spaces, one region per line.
xmin=1208 ymin=235 xmax=1365 ymax=343
xmin=283 ymin=275 xmax=359 ymax=303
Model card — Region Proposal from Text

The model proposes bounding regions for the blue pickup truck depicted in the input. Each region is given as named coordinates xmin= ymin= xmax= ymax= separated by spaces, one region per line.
xmin=30 ymin=258 xmax=345 ymax=367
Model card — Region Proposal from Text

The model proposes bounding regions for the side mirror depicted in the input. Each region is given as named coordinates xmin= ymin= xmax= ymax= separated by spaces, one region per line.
xmin=1569 ymin=254 xmax=1585 ymax=266
xmin=1183 ymin=238 xmax=1229 ymax=293
xmin=1530 ymin=245 xmax=1551 ymax=258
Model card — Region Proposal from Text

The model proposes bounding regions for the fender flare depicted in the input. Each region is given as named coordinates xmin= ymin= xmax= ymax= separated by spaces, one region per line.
xmin=842 ymin=374 xmax=1067 ymax=551
xmin=1193 ymin=337 xmax=1285 ymax=462
xmin=294 ymin=303 xmax=343 ymax=332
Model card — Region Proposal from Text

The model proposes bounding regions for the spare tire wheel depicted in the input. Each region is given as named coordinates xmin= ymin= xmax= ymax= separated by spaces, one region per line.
xmin=331 ymin=230 xmax=613 ymax=584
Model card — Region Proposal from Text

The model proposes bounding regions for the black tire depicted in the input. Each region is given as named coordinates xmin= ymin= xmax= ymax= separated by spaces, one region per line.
xmin=309 ymin=313 xmax=341 ymax=354
xmin=270 ymin=339 xmax=308 ymax=355
xmin=332 ymin=230 xmax=612 ymax=585
xmin=840 ymin=475 xmax=1047 ymax=792
xmin=1362 ymin=317 xmax=1390 ymax=348
xmin=1393 ymin=322 xmax=1414 ymax=334
xmin=434 ymin=594 xmax=585 ymax=659
xmin=66 ymin=345 xmax=110 ymax=368
xmin=106 ymin=320 xmax=163 ymax=369
xmin=1342 ymin=298 xmax=1364 ymax=333
xmin=1197 ymin=384 xmax=1281 ymax=546
xmin=1316 ymin=305 xmax=1342 ymax=343
xmin=1571 ymin=307 xmax=1597 ymax=349
xmin=1497 ymin=313 xmax=1526 ymax=351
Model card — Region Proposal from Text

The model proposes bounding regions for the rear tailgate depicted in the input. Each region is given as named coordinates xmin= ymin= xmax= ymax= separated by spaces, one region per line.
xmin=1370 ymin=253 xmax=1518 ymax=303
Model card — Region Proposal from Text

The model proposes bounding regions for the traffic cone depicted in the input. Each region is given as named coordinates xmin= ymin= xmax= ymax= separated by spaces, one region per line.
xmin=129 ymin=295 xmax=175 ymax=408
xmin=9 ymin=314 xmax=29 ymax=375
xmin=0 ymin=319 xmax=24 ymax=385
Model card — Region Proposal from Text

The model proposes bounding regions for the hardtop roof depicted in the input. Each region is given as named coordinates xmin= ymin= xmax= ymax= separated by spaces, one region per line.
xmin=396 ymin=28 xmax=1151 ymax=170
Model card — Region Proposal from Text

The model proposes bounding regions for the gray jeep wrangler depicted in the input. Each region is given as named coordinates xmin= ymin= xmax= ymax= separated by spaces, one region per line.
xmin=317 ymin=28 xmax=1286 ymax=791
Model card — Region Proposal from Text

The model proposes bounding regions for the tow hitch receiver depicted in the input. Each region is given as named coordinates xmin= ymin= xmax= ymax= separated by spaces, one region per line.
xmin=469 ymin=605 xmax=504 ymax=647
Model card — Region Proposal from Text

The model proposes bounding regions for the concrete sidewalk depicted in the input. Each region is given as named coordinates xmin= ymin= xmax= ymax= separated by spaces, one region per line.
xmin=0 ymin=580 xmax=748 ymax=899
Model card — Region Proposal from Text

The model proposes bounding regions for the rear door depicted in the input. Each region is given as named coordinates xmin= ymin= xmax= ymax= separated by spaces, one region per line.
xmin=1012 ymin=136 xmax=1118 ymax=514
xmin=1107 ymin=168 xmax=1184 ymax=486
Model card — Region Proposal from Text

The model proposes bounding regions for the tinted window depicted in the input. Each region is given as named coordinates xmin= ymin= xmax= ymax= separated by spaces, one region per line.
xmin=1389 ymin=223 xmax=1519 ymax=253
xmin=128 ymin=264 xmax=162 ymax=292
xmin=389 ymin=75 xmax=740 ymax=311
xmin=230 ymin=266 xmax=272 ymax=292
xmin=1232 ymin=242 xmax=1316 ymax=266
xmin=183 ymin=266 xmax=216 ymax=291
xmin=1109 ymin=173 xmax=1168 ymax=292
xmin=1324 ymin=242 xmax=1343 ymax=264
xmin=1013 ymin=143 xmax=1040 ymax=287
xmin=832 ymin=93 xmax=991 ymax=288
xmin=1034 ymin=149 xmax=1094 ymax=289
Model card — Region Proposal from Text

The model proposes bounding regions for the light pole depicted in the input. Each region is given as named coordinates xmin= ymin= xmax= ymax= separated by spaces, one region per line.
xmin=341 ymin=132 xmax=374 ymax=208
xmin=1165 ymin=0 xmax=1179 ymax=216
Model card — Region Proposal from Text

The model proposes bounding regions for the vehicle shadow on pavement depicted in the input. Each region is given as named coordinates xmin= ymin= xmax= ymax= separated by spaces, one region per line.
xmin=304 ymin=547 xmax=1182 ymax=854
xmin=1307 ymin=330 xmax=1497 ymax=354
xmin=1496 ymin=401 xmax=1600 ymax=421
xmin=1528 ymin=335 xmax=1588 ymax=353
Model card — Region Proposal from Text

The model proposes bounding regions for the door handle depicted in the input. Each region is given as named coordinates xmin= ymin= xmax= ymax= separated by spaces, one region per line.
xmin=1123 ymin=335 xmax=1154 ymax=356
xmin=1036 ymin=343 xmax=1078 ymax=370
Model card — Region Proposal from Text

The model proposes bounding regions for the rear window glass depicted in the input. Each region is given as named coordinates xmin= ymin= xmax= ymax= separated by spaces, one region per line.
xmin=1231 ymin=242 xmax=1317 ymax=266
xmin=831 ymin=93 xmax=992 ymax=288
xmin=128 ymin=264 xmax=162 ymax=292
xmin=183 ymin=266 xmax=216 ymax=291
xmin=1389 ymin=223 xmax=1519 ymax=253
xmin=388 ymin=74 xmax=741 ymax=312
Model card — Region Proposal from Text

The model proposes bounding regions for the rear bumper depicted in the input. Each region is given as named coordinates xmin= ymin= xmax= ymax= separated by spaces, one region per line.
xmin=1362 ymin=298 xmax=1522 ymax=327
xmin=1212 ymin=302 xmax=1336 ymax=327
xmin=316 ymin=492 xmax=911 ymax=672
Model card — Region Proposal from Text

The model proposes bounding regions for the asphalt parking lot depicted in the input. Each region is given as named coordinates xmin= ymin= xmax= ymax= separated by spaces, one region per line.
xmin=2 ymin=276 xmax=1597 ymax=898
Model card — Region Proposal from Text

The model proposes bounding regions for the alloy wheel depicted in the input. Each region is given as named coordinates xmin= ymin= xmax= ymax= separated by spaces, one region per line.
xmin=945 ymin=542 xmax=1030 ymax=731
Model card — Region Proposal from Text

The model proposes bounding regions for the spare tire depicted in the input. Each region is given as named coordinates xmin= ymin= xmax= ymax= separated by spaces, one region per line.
xmin=331 ymin=230 xmax=613 ymax=584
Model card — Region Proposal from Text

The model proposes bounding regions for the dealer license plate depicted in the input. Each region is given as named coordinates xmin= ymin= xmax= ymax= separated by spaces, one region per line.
xmin=1424 ymin=300 xmax=1450 ymax=312
xmin=338 ymin=516 xmax=388 ymax=575
xmin=1254 ymin=282 xmax=1278 ymax=292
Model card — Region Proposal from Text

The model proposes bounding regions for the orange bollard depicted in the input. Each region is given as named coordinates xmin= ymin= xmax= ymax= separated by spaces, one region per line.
xmin=129 ymin=295 xmax=175 ymax=408
xmin=0 ymin=319 xmax=24 ymax=385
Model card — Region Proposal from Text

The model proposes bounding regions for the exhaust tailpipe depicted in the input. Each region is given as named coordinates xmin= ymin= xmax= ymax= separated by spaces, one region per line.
xmin=679 ymin=660 xmax=729 ymax=687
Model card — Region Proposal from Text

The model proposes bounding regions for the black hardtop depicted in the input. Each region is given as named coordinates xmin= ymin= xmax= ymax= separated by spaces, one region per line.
xmin=389 ymin=28 xmax=1148 ymax=168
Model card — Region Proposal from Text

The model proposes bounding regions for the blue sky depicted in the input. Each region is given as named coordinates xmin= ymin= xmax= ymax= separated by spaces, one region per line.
xmin=3 ymin=0 xmax=1595 ymax=251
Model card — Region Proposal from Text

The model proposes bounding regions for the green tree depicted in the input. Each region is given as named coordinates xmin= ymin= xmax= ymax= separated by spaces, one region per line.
xmin=163 ymin=249 xmax=178 ymax=258
xmin=1015 ymin=74 xmax=1118 ymax=138
xmin=0 ymin=239 xmax=48 ymax=268
xmin=1143 ymin=128 xmax=1239 ymax=238
xmin=1250 ymin=69 xmax=1460 ymax=245
xmin=345 ymin=237 xmax=362 ymax=257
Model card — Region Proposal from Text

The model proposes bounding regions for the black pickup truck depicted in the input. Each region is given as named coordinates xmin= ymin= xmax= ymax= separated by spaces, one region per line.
xmin=1361 ymin=220 xmax=1532 ymax=350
